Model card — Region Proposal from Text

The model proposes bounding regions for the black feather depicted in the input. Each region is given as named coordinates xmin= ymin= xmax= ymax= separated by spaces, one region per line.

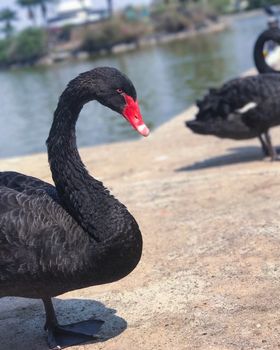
xmin=186 ymin=74 xmax=280 ymax=141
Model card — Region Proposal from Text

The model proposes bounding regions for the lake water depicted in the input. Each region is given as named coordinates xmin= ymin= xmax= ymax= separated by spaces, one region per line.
xmin=0 ymin=13 xmax=267 ymax=158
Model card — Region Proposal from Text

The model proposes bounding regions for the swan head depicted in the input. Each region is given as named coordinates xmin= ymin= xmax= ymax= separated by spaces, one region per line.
xmin=75 ymin=67 xmax=150 ymax=137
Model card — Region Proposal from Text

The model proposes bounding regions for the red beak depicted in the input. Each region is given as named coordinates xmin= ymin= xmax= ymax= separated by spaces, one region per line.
xmin=122 ymin=94 xmax=150 ymax=137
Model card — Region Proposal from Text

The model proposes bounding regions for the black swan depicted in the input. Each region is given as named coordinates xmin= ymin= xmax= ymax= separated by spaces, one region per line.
xmin=0 ymin=67 xmax=149 ymax=349
xmin=253 ymin=27 xmax=280 ymax=74
xmin=186 ymin=73 xmax=280 ymax=160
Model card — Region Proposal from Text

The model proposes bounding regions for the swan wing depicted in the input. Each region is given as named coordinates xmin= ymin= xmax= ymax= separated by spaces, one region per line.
xmin=241 ymin=94 xmax=280 ymax=130
xmin=217 ymin=75 xmax=280 ymax=113
xmin=0 ymin=171 xmax=59 ymax=202
xmin=0 ymin=186 xmax=88 ymax=293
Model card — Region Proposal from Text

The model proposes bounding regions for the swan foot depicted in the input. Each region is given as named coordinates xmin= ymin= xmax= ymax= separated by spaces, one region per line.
xmin=42 ymin=298 xmax=104 ymax=349
xmin=270 ymin=155 xmax=280 ymax=161
xmin=259 ymin=134 xmax=270 ymax=157
xmin=46 ymin=319 xmax=104 ymax=349
xmin=263 ymin=131 xmax=279 ymax=161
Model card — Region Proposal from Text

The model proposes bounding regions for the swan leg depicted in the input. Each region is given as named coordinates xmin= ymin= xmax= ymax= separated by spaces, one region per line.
xmin=43 ymin=298 xmax=104 ymax=349
xmin=264 ymin=131 xmax=279 ymax=161
xmin=258 ymin=134 xmax=269 ymax=156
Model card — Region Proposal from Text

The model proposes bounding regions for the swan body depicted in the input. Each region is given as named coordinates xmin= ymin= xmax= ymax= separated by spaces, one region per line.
xmin=0 ymin=67 xmax=149 ymax=348
xmin=0 ymin=179 xmax=141 ymax=298
xmin=186 ymin=74 xmax=280 ymax=160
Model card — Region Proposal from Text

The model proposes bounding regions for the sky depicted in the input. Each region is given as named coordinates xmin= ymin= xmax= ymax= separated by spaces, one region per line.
xmin=0 ymin=0 xmax=151 ymax=29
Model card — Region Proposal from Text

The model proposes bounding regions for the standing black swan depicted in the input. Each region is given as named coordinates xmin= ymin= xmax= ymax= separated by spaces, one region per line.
xmin=186 ymin=73 xmax=280 ymax=160
xmin=0 ymin=67 xmax=149 ymax=349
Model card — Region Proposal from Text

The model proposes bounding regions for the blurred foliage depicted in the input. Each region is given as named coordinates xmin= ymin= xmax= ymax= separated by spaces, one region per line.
xmin=248 ymin=0 xmax=280 ymax=8
xmin=0 ymin=28 xmax=47 ymax=67
xmin=151 ymin=1 xmax=216 ymax=33
xmin=206 ymin=0 xmax=231 ymax=13
xmin=0 ymin=39 xmax=11 ymax=65
xmin=0 ymin=0 xmax=229 ymax=66
xmin=81 ymin=17 xmax=153 ymax=52
xmin=82 ymin=1 xmax=215 ymax=52
xmin=11 ymin=28 xmax=47 ymax=62
xmin=0 ymin=8 xmax=17 ymax=38
xmin=153 ymin=10 xmax=193 ymax=33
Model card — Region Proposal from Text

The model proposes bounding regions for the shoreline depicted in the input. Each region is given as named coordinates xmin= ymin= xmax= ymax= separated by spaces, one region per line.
xmin=223 ymin=8 xmax=263 ymax=21
xmin=23 ymin=20 xmax=229 ymax=68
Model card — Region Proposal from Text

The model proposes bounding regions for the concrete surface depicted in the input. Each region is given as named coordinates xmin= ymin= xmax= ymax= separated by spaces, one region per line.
xmin=1 ymin=97 xmax=280 ymax=349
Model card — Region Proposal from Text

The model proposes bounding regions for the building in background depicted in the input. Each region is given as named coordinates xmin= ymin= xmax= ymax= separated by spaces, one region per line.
xmin=47 ymin=0 xmax=108 ymax=29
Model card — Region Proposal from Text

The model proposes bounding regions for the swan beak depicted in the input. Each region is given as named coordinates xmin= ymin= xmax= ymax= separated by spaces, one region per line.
xmin=122 ymin=95 xmax=150 ymax=137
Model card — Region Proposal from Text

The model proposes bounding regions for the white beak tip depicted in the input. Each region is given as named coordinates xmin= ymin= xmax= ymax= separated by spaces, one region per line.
xmin=137 ymin=124 xmax=150 ymax=137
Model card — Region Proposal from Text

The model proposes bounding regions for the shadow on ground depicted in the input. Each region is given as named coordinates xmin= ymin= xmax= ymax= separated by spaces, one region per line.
xmin=176 ymin=146 xmax=268 ymax=172
xmin=0 ymin=297 xmax=127 ymax=350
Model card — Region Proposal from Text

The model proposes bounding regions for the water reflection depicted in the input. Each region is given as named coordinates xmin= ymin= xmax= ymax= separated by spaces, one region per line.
xmin=0 ymin=14 xmax=266 ymax=157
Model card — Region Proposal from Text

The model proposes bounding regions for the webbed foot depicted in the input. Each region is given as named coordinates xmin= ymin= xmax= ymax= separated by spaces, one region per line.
xmin=270 ymin=155 xmax=280 ymax=161
xmin=46 ymin=319 xmax=104 ymax=349
xmin=263 ymin=131 xmax=279 ymax=161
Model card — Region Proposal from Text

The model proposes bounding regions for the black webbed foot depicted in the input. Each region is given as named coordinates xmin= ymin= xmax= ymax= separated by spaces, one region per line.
xmin=262 ymin=131 xmax=279 ymax=161
xmin=43 ymin=298 xmax=104 ymax=349
xmin=46 ymin=319 xmax=104 ymax=349
xmin=270 ymin=155 xmax=280 ymax=161
xmin=259 ymin=134 xmax=270 ymax=157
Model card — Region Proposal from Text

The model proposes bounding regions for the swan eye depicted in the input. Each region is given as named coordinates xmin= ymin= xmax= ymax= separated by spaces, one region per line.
xmin=116 ymin=88 xmax=123 ymax=94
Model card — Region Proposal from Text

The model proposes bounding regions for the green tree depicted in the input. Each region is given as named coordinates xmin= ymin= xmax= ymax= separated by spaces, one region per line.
xmin=0 ymin=8 xmax=17 ymax=38
xmin=246 ymin=0 xmax=280 ymax=9
xmin=0 ymin=38 xmax=10 ymax=66
xmin=0 ymin=27 xmax=47 ymax=67
xmin=10 ymin=27 xmax=47 ymax=63
xmin=207 ymin=0 xmax=231 ymax=13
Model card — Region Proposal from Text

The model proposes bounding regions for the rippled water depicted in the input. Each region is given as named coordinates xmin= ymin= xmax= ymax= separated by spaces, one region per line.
xmin=0 ymin=13 xmax=266 ymax=158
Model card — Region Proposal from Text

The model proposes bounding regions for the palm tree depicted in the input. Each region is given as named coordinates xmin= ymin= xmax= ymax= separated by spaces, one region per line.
xmin=17 ymin=0 xmax=37 ymax=25
xmin=0 ymin=8 xmax=17 ymax=38
xmin=17 ymin=0 xmax=57 ymax=26
xmin=36 ymin=0 xmax=57 ymax=24
xmin=107 ymin=0 xmax=113 ymax=17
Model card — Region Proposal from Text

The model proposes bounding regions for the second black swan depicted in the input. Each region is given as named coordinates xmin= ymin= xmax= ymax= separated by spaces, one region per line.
xmin=0 ymin=67 xmax=149 ymax=349
xmin=186 ymin=73 xmax=280 ymax=160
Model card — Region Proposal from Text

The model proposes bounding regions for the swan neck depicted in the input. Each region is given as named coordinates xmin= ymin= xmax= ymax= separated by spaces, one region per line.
xmin=46 ymin=81 xmax=139 ymax=244
xmin=47 ymin=99 xmax=101 ymax=239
